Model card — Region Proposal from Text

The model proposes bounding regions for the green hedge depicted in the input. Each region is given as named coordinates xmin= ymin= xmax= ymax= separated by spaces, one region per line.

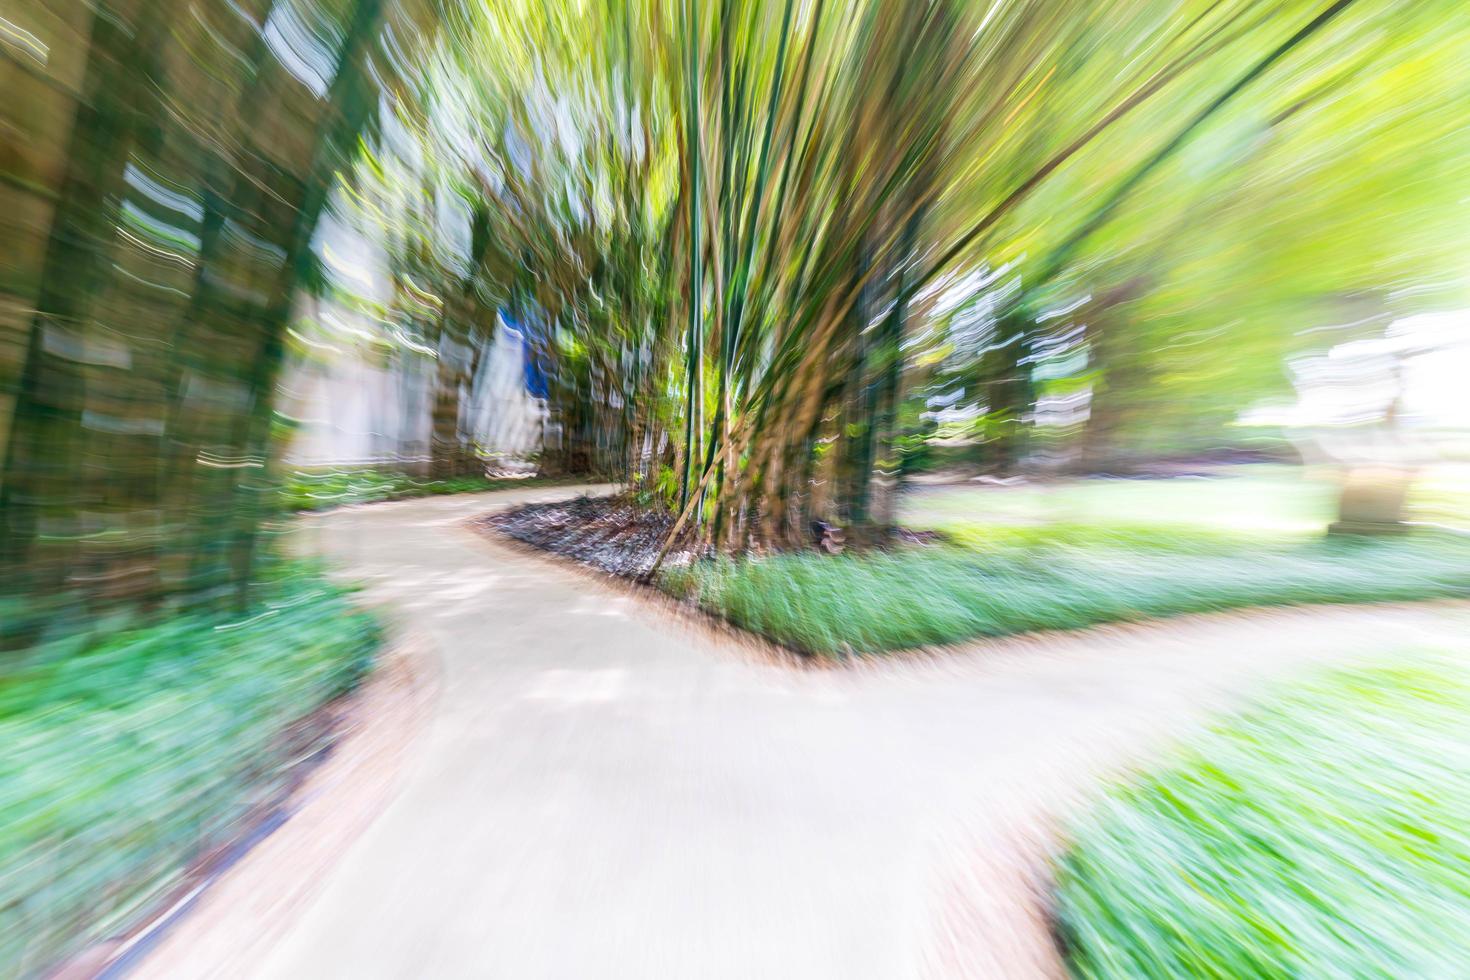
xmin=280 ymin=468 xmax=567 ymax=512
xmin=280 ymin=468 xmax=517 ymax=512
xmin=1054 ymin=657 xmax=1470 ymax=978
xmin=662 ymin=530 xmax=1470 ymax=656
xmin=0 ymin=562 xmax=380 ymax=976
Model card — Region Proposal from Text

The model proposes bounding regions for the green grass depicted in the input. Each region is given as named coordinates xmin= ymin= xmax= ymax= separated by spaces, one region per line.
xmin=0 ymin=562 xmax=380 ymax=975
xmin=281 ymin=467 xmax=547 ymax=512
xmin=662 ymin=467 xmax=1470 ymax=655
xmin=1053 ymin=656 xmax=1470 ymax=978
xmin=906 ymin=466 xmax=1339 ymax=536
xmin=664 ymin=531 xmax=1470 ymax=655
xmin=1412 ymin=466 xmax=1470 ymax=529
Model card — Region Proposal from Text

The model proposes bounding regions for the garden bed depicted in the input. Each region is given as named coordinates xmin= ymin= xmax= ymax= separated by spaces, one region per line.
xmin=0 ymin=562 xmax=381 ymax=976
xmin=662 ymin=528 xmax=1470 ymax=656
xmin=481 ymin=477 xmax=1470 ymax=659
xmin=282 ymin=468 xmax=557 ymax=513
xmin=477 ymin=495 xmax=697 ymax=579
xmin=1054 ymin=655 xmax=1470 ymax=977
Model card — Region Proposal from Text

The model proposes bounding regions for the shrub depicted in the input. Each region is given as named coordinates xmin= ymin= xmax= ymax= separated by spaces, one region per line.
xmin=1054 ymin=657 xmax=1470 ymax=978
xmin=663 ymin=528 xmax=1470 ymax=656
xmin=0 ymin=562 xmax=380 ymax=975
xmin=280 ymin=468 xmax=514 ymax=512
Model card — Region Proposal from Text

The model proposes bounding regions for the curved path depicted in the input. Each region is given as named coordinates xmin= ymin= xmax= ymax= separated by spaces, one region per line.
xmin=176 ymin=486 xmax=1470 ymax=978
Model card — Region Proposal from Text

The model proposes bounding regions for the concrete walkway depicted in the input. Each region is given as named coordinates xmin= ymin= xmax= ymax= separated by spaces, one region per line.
xmin=223 ymin=486 xmax=1466 ymax=979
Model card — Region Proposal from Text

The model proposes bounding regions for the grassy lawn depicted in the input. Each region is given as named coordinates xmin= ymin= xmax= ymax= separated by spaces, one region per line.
xmin=663 ymin=466 xmax=1470 ymax=656
xmin=904 ymin=465 xmax=1339 ymax=537
xmin=1053 ymin=655 xmax=1470 ymax=978
xmin=281 ymin=467 xmax=549 ymax=512
xmin=0 ymin=562 xmax=380 ymax=975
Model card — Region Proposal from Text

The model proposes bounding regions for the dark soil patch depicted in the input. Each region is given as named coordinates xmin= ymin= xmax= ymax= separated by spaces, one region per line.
xmin=480 ymin=496 xmax=950 ymax=582
xmin=477 ymin=495 xmax=697 ymax=579
xmin=895 ymin=527 xmax=949 ymax=546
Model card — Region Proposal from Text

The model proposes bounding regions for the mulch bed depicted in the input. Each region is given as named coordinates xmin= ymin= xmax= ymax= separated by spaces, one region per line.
xmin=478 ymin=495 xmax=948 ymax=582
xmin=477 ymin=495 xmax=697 ymax=580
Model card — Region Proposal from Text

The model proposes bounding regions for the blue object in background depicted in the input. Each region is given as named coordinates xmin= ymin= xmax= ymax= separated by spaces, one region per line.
xmin=503 ymin=308 xmax=549 ymax=399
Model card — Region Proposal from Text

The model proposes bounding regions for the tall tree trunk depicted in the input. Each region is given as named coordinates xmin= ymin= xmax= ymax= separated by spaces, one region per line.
xmin=866 ymin=208 xmax=926 ymax=531
xmin=220 ymin=0 xmax=391 ymax=605
xmin=678 ymin=0 xmax=703 ymax=509
xmin=0 ymin=0 xmax=167 ymax=593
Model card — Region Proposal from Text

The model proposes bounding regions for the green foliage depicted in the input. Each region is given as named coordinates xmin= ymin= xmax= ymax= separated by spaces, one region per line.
xmin=1054 ymin=656 xmax=1470 ymax=978
xmin=0 ymin=563 xmax=380 ymax=975
xmin=280 ymin=469 xmax=543 ymax=512
xmin=664 ymin=532 xmax=1470 ymax=656
xmin=907 ymin=466 xmax=1339 ymax=536
xmin=662 ymin=470 xmax=1470 ymax=655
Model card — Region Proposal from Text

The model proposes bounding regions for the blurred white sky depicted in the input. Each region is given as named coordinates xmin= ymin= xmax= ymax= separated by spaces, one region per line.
xmin=1245 ymin=309 xmax=1470 ymax=431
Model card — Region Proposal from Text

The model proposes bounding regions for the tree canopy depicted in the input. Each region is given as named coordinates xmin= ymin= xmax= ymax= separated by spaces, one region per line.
xmin=2 ymin=0 xmax=1467 ymax=604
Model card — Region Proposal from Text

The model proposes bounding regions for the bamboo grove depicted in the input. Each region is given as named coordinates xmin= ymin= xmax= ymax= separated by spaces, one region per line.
xmin=3 ymin=0 xmax=1468 ymax=606
xmin=438 ymin=0 xmax=1466 ymax=561
xmin=0 ymin=0 xmax=449 ymax=610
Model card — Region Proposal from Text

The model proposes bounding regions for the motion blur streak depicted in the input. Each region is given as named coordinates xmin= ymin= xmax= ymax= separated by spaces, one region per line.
xmin=2 ymin=0 xmax=1468 ymax=976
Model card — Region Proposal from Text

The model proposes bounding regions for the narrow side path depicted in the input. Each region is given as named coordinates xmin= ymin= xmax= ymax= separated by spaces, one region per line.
xmin=161 ymin=486 xmax=1470 ymax=979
